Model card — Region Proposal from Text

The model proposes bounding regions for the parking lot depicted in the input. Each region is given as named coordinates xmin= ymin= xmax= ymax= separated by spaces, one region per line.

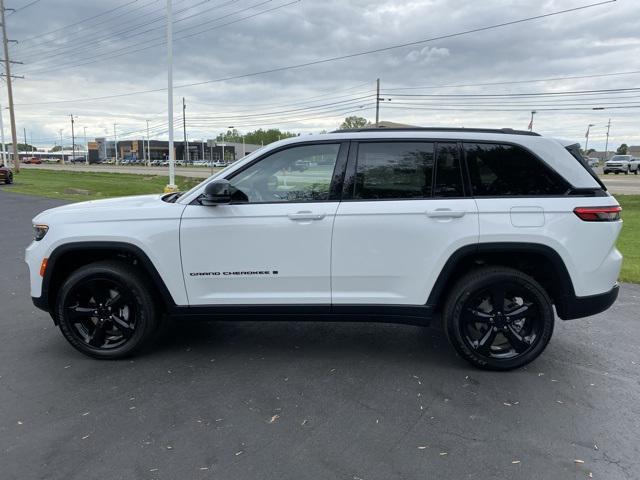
xmin=1 ymin=190 xmax=639 ymax=480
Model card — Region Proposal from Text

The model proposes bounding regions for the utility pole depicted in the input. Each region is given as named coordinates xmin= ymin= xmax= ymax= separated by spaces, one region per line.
xmin=113 ymin=123 xmax=118 ymax=165
xmin=182 ymin=97 xmax=189 ymax=164
xmin=70 ymin=114 xmax=76 ymax=162
xmin=146 ymin=119 xmax=150 ymax=166
xmin=22 ymin=126 xmax=26 ymax=149
xmin=0 ymin=101 xmax=5 ymax=167
xmin=375 ymin=78 xmax=380 ymax=126
xmin=1 ymin=0 xmax=20 ymax=172
xmin=604 ymin=119 xmax=611 ymax=161
xmin=59 ymin=129 xmax=63 ymax=163
xmin=166 ymin=0 xmax=176 ymax=191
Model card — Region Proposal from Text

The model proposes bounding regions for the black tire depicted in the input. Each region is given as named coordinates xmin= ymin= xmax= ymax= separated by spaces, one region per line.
xmin=54 ymin=260 xmax=159 ymax=359
xmin=615 ymin=172 xmax=619 ymax=175
xmin=603 ymin=171 xmax=608 ymax=175
xmin=624 ymin=168 xmax=629 ymax=175
xmin=4 ymin=174 xmax=11 ymax=184
xmin=635 ymin=169 xmax=638 ymax=175
xmin=443 ymin=266 xmax=554 ymax=371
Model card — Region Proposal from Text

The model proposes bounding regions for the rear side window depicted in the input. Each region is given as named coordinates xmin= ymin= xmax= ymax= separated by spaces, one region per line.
xmin=434 ymin=142 xmax=464 ymax=197
xmin=464 ymin=143 xmax=568 ymax=196
xmin=354 ymin=142 xmax=434 ymax=199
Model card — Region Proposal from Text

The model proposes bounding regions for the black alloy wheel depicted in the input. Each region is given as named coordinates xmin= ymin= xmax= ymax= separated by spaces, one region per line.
xmin=64 ymin=278 xmax=137 ymax=350
xmin=444 ymin=267 xmax=554 ymax=370
xmin=55 ymin=261 xmax=159 ymax=358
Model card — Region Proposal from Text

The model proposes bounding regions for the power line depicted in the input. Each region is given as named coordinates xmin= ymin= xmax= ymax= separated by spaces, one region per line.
xmin=14 ymin=0 xmax=616 ymax=106
xmin=19 ymin=0 xmax=296 ymax=75
xmin=8 ymin=0 xmax=43 ymax=15
xmin=381 ymin=70 xmax=640 ymax=91
xmin=17 ymin=0 xmax=233 ymax=61
xmin=382 ymin=87 xmax=640 ymax=98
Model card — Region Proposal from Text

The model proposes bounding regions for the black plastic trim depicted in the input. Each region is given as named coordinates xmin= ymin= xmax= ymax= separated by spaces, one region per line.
xmin=557 ymin=284 xmax=619 ymax=320
xmin=169 ymin=304 xmax=434 ymax=326
xmin=332 ymin=127 xmax=540 ymax=136
xmin=35 ymin=241 xmax=177 ymax=314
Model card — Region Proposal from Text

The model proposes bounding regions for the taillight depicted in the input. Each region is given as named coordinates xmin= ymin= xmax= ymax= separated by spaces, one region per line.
xmin=573 ymin=206 xmax=621 ymax=222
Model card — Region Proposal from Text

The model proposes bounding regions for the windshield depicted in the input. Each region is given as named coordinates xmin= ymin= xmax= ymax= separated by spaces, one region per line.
xmin=609 ymin=155 xmax=631 ymax=161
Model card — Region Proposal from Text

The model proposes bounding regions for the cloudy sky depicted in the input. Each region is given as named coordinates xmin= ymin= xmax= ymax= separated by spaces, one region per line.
xmin=3 ymin=0 xmax=640 ymax=150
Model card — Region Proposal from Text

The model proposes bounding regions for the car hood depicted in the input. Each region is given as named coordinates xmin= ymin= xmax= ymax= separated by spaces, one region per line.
xmin=33 ymin=194 xmax=183 ymax=224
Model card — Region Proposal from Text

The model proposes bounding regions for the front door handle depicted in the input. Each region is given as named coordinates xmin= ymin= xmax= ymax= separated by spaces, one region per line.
xmin=427 ymin=209 xmax=466 ymax=218
xmin=288 ymin=211 xmax=326 ymax=221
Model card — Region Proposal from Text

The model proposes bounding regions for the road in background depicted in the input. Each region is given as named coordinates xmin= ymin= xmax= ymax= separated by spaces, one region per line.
xmin=1 ymin=190 xmax=639 ymax=480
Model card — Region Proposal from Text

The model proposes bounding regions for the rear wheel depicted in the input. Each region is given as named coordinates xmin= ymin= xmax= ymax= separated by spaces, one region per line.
xmin=4 ymin=174 xmax=11 ymax=184
xmin=443 ymin=267 xmax=554 ymax=370
xmin=54 ymin=261 xmax=159 ymax=359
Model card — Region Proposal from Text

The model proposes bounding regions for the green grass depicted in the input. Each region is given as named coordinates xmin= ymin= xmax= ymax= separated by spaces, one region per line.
xmin=6 ymin=169 xmax=203 ymax=201
xmin=617 ymin=195 xmax=640 ymax=283
xmin=4 ymin=170 xmax=639 ymax=283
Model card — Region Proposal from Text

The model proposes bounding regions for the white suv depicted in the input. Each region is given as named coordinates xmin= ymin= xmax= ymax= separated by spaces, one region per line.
xmin=25 ymin=128 xmax=623 ymax=370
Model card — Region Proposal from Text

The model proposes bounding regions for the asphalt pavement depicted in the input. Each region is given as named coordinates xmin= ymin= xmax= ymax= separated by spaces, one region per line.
xmin=1 ymin=190 xmax=639 ymax=480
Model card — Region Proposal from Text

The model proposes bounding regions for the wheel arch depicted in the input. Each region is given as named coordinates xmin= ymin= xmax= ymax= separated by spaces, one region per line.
xmin=427 ymin=242 xmax=576 ymax=317
xmin=42 ymin=241 xmax=177 ymax=317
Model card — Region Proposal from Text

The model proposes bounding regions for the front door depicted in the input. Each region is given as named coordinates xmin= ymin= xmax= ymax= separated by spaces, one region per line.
xmin=180 ymin=142 xmax=348 ymax=306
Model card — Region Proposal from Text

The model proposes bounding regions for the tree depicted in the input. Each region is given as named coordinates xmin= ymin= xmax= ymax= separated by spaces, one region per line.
xmin=339 ymin=116 xmax=370 ymax=130
xmin=586 ymin=148 xmax=596 ymax=155
xmin=215 ymin=128 xmax=298 ymax=146
xmin=616 ymin=144 xmax=628 ymax=155
xmin=50 ymin=145 xmax=63 ymax=152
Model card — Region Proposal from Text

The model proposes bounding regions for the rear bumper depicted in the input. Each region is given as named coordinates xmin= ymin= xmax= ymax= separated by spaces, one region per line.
xmin=556 ymin=284 xmax=619 ymax=320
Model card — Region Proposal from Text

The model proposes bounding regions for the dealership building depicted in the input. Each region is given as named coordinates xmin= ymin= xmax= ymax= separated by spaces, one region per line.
xmin=89 ymin=138 xmax=262 ymax=163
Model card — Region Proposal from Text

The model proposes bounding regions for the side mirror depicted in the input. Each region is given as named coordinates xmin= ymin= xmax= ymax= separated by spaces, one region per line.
xmin=201 ymin=179 xmax=231 ymax=206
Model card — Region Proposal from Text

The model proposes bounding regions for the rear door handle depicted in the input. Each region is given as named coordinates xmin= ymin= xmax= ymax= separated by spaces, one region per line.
xmin=288 ymin=211 xmax=326 ymax=221
xmin=427 ymin=209 xmax=466 ymax=218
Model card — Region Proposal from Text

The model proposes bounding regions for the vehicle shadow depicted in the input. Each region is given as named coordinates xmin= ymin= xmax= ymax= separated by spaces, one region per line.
xmin=151 ymin=318 xmax=464 ymax=368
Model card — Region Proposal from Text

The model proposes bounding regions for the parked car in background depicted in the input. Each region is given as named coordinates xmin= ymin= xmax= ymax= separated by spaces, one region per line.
xmin=630 ymin=157 xmax=640 ymax=175
xmin=0 ymin=165 xmax=13 ymax=184
xmin=603 ymin=155 xmax=632 ymax=174
xmin=23 ymin=157 xmax=42 ymax=164
xmin=587 ymin=157 xmax=599 ymax=168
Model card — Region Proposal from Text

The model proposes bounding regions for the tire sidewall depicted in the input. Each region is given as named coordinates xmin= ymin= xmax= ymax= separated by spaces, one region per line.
xmin=55 ymin=262 xmax=156 ymax=359
xmin=444 ymin=269 xmax=555 ymax=370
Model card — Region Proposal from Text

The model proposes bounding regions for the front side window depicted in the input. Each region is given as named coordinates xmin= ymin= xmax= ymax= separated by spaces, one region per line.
xmin=464 ymin=143 xmax=568 ymax=196
xmin=354 ymin=142 xmax=435 ymax=199
xmin=229 ymin=144 xmax=340 ymax=203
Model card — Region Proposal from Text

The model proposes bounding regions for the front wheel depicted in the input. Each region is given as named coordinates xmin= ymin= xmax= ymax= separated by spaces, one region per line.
xmin=625 ymin=168 xmax=629 ymax=175
xmin=54 ymin=261 xmax=160 ymax=359
xmin=443 ymin=267 xmax=554 ymax=370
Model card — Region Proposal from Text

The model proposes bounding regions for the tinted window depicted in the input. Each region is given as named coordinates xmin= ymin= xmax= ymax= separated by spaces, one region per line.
xmin=435 ymin=143 xmax=463 ymax=197
xmin=354 ymin=142 xmax=434 ymax=199
xmin=230 ymin=143 xmax=340 ymax=203
xmin=464 ymin=143 xmax=567 ymax=196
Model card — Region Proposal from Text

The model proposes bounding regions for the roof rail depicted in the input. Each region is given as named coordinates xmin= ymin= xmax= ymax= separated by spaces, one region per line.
xmin=330 ymin=127 xmax=541 ymax=136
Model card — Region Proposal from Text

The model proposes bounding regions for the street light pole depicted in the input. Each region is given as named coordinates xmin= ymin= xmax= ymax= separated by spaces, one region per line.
xmin=59 ymin=129 xmax=64 ymax=163
xmin=70 ymin=114 xmax=76 ymax=162
xmin=166 ymin=0 xmax=177 ymax=191
xmin=0 ymin=101 xmax=5 ymax=167
xmin=528 ymin=110 xmax=537 ymax=131
xmin=146 ymin=119 xmax=150 ymax=166
xmin=584 ymin=123 xmax=595 ymax=153
xmin=604 ymin=119 xmax=611 ymax=161
xmin=113 ymin=123 xmax=118 ymax=165
xmin=83 ymin=126 xmax=88 ymax=164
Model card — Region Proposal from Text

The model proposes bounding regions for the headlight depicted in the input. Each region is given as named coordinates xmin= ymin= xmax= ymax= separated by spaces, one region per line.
xmin=34 ymin=224 xmax=49 ymax=241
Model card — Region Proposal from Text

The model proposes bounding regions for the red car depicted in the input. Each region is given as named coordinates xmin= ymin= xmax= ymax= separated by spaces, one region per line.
xmin=0 ymin=165 xmax=13 ymax=184
xmin=23 ymin=157 xmax=42 ymax=164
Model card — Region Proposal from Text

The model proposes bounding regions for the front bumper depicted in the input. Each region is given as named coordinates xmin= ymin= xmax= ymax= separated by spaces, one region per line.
xmin=556 ymin=284 xmax=619 ymax=320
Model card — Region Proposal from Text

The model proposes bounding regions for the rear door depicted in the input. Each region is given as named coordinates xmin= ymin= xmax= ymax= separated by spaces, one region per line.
xmin=331 ymin=140 xmax=479 ymax=305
